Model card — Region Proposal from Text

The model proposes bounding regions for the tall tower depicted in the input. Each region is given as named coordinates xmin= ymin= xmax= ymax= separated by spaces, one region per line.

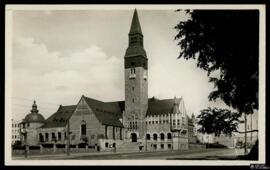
xmin=124 ymin=9 xmax=148 ymax=140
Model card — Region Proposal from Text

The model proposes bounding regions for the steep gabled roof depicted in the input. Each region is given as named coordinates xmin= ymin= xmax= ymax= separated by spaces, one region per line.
xmin=40 ymin=105 xmax=77 ymax=128
xmin=84 ymin=97 xmax=124 ymax=128
xmin=146 ymin=97 xmax=182 ymax=116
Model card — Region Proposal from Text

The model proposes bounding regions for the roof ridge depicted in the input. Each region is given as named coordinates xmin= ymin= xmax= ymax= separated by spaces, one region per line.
xmin=84 ymin=96 xmax=105 ymax=103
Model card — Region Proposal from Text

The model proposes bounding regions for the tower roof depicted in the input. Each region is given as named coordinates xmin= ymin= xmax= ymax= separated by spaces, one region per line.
xmin=23 ymin=100 xmax=45 ymax=123
xmin=129 ymin=9 xmax=143 ymax=35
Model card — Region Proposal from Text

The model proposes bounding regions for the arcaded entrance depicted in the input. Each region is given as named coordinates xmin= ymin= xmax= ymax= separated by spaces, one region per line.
xmin=131 ymin=133 xmax=137 ymax=142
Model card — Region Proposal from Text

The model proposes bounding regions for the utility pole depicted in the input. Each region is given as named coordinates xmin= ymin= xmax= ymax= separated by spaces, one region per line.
xmin=250 ymin=114 xmax=253 ymax=145
xmin=145 ymin=119 xmax=147 ymax=152
xmin=24 ymin=132 xmax=28 ymax=158
xmin=178 ymin=130 xmax=180 ymax=150
xmin=244 ymin=113 xmax=248 ymax=155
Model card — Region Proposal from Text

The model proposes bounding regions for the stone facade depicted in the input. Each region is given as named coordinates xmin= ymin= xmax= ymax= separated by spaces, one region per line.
xmin=17 ymin=10 xmax=197 ymax=153
xmin=21 ymin=122 xmax=44 ymax=146
xmin=123 ymin=9 xmax=148 ymax=140
xmin=69 ymin=97 xmax=104 ymax=146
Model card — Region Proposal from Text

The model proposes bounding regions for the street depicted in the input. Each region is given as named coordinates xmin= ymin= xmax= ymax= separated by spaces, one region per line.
xmin=13 ymin=148 xmax=245 ymax=160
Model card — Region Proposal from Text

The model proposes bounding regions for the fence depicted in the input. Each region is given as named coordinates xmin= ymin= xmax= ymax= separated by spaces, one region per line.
xmin=12 ymin=146 xmax=97 ymax=155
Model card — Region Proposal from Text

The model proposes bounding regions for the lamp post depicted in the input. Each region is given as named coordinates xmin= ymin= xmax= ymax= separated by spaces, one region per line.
xmin=145 ymin=119 xmax=148 ymax=152
xmin=20 ymin=122 xmax=28 ymax=158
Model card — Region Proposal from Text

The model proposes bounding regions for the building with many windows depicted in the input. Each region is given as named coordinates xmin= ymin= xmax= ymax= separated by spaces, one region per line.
xmin=12 ymin=119 xmax=21 ymax=145
xmin=19 ymin=9 xmax=197 ymax=152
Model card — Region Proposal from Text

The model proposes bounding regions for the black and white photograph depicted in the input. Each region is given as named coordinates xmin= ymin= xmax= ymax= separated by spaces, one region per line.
xmin=5 ymin=4 xmax=266 ymax=166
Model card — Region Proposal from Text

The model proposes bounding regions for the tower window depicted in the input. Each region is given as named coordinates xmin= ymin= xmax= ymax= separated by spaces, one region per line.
xmin=133 ymin=98 xmax=135 ymax=103
xmin=130 ymin=68 xmax=136 ymax=79
xmin=132 ymin=87 xmax=134 ymax=91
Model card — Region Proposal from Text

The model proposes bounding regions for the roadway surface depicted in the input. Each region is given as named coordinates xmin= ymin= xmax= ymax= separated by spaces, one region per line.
xmin=13 ymin=148 xmax=245 ymax=160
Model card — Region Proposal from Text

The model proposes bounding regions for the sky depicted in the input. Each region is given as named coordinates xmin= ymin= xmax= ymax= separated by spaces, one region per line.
xmin=9 ymin=8 xmax=231 ymax=121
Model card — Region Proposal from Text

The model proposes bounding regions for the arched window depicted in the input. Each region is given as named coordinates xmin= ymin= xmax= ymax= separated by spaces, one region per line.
xmin=146 ymin=134 xmax=150 ymax=140
xmin=160 ymin=133 xmax=165 ymax=140
xmin=45 ymin=133 xmax=49 ymax=142
xmin=153 ymin=134 xmax=157 ymax=140
xmin=39 ymin=133 xmax=44 ymax=142
xmin=167 ymin=133 xmax=172 ymax=140
xmin=81 ymin=121 xmax=87 ymax=136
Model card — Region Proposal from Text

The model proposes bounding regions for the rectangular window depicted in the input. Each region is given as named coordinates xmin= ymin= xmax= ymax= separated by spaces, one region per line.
xmin=45 ymin=133 xmax=49 ymax=141
xmin=156 ymin=121 xmax=158 ymax=124
xmin=113 ymin=127 xmax=115 ymax=140
xmin=173 ymin=120 xmax=176 ymax=125
xmin=177 ymin=120 xmax=180 ymax=125
xmin=52 ymin=133 xmax=56 ymax=141
xmin=152 ymin=121 xmax=154 ymax=124
xmin=58 ymin=132 xmax=61 ymax=140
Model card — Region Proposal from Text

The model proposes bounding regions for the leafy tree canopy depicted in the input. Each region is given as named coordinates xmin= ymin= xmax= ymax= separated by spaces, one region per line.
xmin=175 ymin=10 xmax=259 ymax=114
xmin=197 ymin=107 xmax=241 ymax=137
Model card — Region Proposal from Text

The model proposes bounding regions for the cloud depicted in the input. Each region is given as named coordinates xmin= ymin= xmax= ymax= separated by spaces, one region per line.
xmin=12 ymin=36 xmax=123 ymax=120
xmin=11 ymin=35 xmax=230 ymax=121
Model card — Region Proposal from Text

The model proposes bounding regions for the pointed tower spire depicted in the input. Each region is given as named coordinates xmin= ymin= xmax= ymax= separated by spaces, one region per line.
xmin=129 ymin=9 xmax=142 ymax=35
xmin=125 ymin=9 xmax=147 ymax=59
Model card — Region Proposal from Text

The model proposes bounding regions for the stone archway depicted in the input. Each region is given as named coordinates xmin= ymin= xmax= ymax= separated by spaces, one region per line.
xmin=131 ymin=133 xmax=137 ymax=142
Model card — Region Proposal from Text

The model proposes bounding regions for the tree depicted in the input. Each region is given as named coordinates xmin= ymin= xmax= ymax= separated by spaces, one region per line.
xmin=174 ymin=10 xmax=259 ymax=114
xmin=175 ymin=10 xmax=259 ymax=156
xmin=197 ymin=107 xmax=241 ymax=137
